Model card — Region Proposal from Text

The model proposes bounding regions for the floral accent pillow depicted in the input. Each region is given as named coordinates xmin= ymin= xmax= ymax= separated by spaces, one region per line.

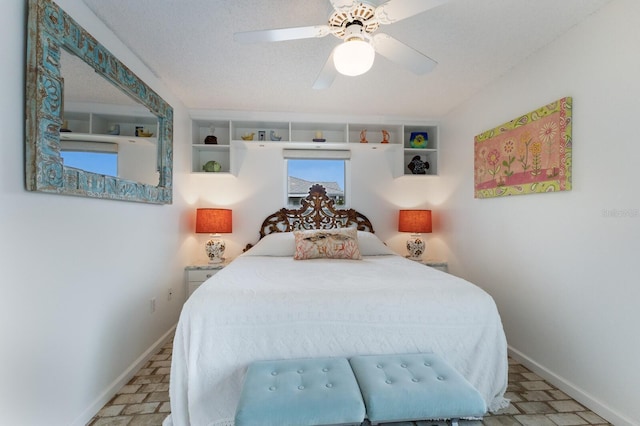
xmin=293 ymin=228 xmax=362 ymax=260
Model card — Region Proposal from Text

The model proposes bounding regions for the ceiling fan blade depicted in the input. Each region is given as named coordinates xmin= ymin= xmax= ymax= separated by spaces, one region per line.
xmin=372 ymin=33 xmax=437 ymax=75
xmin=330 ymin=0 xmax=357 ymax=13
xmin=234 ymin=25 xmax=332 ymax=43
xmin=375 ymin=0 xmax=448 ymax=24
xmin=312 ymin=51 xmax=338 ymax=90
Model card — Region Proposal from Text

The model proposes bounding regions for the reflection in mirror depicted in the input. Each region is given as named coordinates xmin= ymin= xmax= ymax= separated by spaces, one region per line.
xmin=60 ymin=134 xmax=159 ymax=186
xmin=26 ymin=0 xmax=173 ymax=204
xmin=60 ymin=48 xmax=138 ymax=107
xmin=59 ymin=49 xmax=160 ymax=186
xmin=60 ymin=148 xmax=117 ymax=176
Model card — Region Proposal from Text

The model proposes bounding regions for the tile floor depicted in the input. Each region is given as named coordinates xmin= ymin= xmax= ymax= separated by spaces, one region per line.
xmin=88 ymin=338 xmax=611 ymax=426
xmin=87 ymin=337 xmax=173 ymax=426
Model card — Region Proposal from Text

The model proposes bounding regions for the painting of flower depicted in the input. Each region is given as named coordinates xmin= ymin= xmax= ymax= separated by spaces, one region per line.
xmin=474 ymin=97 xmax=572 ymax=198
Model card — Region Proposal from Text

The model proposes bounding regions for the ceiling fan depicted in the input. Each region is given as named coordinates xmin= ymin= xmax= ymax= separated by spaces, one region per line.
xmin=234 ymin=0 xmax=447 ymax=89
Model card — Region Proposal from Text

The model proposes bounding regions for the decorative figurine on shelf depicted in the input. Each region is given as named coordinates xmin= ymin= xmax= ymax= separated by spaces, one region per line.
xmin=408 ymin=155 xmax=429 ymax=174
xmin=241 ymin=132 xmax=255 ymax=141
xmin=107 ymin=124 xmax=120 ymax=135
xmin=381 ymin=129 xmax=390 ymax=143
xmin=312 ymin=131 xmax=325 ymax=142
xmin=202 ymin=160 xmax=222 ymax=172
xmin=409 ymin=131 xmax=428 ymax=148
xmin=360 ymin=129 xmax=368 ymax=143
xmin=204 ymin=126 xmax=217 ymax=144
xmin=270 ymin=130 xmax=282 ymax=141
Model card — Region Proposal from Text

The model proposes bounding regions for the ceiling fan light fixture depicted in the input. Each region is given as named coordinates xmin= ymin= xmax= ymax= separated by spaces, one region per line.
xmin=333 ymin=38 xmax=375 ymax=77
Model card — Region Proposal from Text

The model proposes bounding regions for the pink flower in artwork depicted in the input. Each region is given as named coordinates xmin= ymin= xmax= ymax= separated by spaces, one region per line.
xmin=501 ymin=140 xmax=515 ymax=178
xmin=503 ymin=139 xmax=515 ymax=154
xmin=486 ymin=149 xmax=501 ymax=178
xmin=487 ymin=149 xmax=501 ymax=166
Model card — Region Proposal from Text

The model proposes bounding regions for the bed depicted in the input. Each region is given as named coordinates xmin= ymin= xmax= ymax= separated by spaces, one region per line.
xmin=165 ymin=185 xmax=509 ymax=426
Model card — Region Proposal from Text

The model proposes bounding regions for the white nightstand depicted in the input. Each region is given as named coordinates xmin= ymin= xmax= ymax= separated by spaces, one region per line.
xmin=424 ymin=260 xmax=448 ymax=273
xmin=185 ymin=264 xmax=226 ymax=300
xmin=407 ymin=257 xmax=449 ymax=273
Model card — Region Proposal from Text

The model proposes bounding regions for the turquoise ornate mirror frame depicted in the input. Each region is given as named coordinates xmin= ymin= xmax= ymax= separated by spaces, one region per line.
xmin=25 ymin=0 xmax=173 ymax=204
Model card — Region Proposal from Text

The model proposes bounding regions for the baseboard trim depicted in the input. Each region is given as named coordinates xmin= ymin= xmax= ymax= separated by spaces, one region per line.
xmin=508 ymin=345 xmax=637 ymax=426
xmin=72 ymin=324 xmax=177 ymax=426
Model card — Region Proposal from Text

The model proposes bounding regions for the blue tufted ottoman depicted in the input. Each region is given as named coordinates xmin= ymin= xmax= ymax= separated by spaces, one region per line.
xmin=349 ymin=353 xmax=487 ymax=426
xmin=235 ymin=357 xmax=366 ymax=426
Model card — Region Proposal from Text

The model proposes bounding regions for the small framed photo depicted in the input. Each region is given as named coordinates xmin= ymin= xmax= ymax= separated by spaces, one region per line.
xmin=258 ymin=131 xmax=266 ymax=141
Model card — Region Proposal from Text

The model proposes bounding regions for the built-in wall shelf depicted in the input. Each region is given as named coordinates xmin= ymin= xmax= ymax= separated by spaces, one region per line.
xmin=61 ymin=102 xmax=161 ymax=186
xmin=190 ymin=113 xmax=438 ymax=176
xmin=64 ymin=103 xmax=158 ymax=138
xmin=402 ymin=125 xmax=438 ymax=176
xmin=59 ymin=132 xmax=157 ymax=147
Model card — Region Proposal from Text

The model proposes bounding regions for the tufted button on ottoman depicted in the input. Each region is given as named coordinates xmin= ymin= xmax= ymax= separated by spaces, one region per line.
xmin=235 ymin=357 xmax=365 ymax=426
xmin=349 ymin=353 xmax=487 ymax=425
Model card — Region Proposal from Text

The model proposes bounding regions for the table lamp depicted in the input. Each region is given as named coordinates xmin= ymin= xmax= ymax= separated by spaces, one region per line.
xmin=398 ymin=210 xmax=432 ymax=261
xmin=196 ymin=208 xmax=232 ymax=263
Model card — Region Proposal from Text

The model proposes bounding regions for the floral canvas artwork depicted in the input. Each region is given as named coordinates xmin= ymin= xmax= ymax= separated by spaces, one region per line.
xmin=474 ymin=97 xmax=572 ymax=198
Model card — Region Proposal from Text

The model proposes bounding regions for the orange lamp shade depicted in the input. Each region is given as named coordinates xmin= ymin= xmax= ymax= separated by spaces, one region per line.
xmin=195 ymin=208 xmax=232 ymax=234
xmin=398 ymin=210 xmax=432 ymax=233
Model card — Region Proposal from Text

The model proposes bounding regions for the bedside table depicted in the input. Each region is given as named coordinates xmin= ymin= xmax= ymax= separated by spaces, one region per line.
xmin=424 ymin=260 xmax=448 ymax=273
xmin=407 ymin=257 xmax=449 ymax=273
xmin=185 ymin=264 xmax=226 ymax=300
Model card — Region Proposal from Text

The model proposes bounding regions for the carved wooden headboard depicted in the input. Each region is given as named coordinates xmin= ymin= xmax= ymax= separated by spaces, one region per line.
xmin=249 ymin=184 xmax=374 ymax=247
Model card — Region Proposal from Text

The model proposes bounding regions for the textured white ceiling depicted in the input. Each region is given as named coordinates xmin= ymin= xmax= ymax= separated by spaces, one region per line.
xmin=77 ymin=0 xmax=612 ymax=118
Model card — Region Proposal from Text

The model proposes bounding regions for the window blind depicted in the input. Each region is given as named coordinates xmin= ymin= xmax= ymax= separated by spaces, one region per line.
xmin=282 ymin=148 xmax=350 ymax=159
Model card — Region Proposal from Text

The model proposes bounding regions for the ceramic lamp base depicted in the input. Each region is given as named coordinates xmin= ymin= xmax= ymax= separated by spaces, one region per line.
xmin=406 ymin=234 xmax=426 ymax=261
xmin=205 ymin=236 xmax=226 ymax=264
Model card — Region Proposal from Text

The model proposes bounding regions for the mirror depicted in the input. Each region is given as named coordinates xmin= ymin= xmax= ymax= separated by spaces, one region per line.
xmin=60 ymin=50 xmax=160 ymax=186
xmin=26 ymin=0 xmax=173 ymax=204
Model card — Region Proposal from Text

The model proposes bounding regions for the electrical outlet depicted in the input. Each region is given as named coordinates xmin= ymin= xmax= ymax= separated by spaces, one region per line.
xmin=168 ymin=288 xmax=173 ymax=301
xmin=150 ymin=297 xmax=156 ymax=313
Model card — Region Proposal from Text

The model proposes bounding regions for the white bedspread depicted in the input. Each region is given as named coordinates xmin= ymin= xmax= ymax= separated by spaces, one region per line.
xmin=165 ymin=255 xmax=508 ymax=426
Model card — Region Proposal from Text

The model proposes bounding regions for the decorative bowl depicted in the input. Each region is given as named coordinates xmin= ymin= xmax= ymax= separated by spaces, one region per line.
xmin=409 ymin=131 xmax=428 ymax=148
xmin=202 ymin=160 xmax=222 ymax=172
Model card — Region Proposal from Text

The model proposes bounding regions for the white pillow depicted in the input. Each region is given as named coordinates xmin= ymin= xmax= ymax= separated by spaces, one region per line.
xmin=244 ymin=230 xmax=395 ymax=257
xmin=243 ymin=232 xmax=295 ymax=256
xmin=357 ymin=231 xmax=396 ymax=256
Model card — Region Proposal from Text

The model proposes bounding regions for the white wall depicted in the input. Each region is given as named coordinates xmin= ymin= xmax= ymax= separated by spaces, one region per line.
xmin=0 ymin=1 xmax=191 ymax=424
xmin=440 ymin=0 xmax=640 ymax=424
xmin=117 ymin=137 xmax=159 ymax=185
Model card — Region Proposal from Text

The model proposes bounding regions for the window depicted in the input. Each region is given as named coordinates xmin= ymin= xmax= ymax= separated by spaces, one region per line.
xmin=60 ymin=140 xmax=118 ymax=176
xmin=286 ymin=159 xmax=347 ymax=207
xmin=60 ymin=150 xmax=117 ymax=176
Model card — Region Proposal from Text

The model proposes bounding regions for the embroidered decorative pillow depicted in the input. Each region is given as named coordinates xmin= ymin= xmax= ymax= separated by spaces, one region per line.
xmin=294 ymin=228 xmax=362 ymax=260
